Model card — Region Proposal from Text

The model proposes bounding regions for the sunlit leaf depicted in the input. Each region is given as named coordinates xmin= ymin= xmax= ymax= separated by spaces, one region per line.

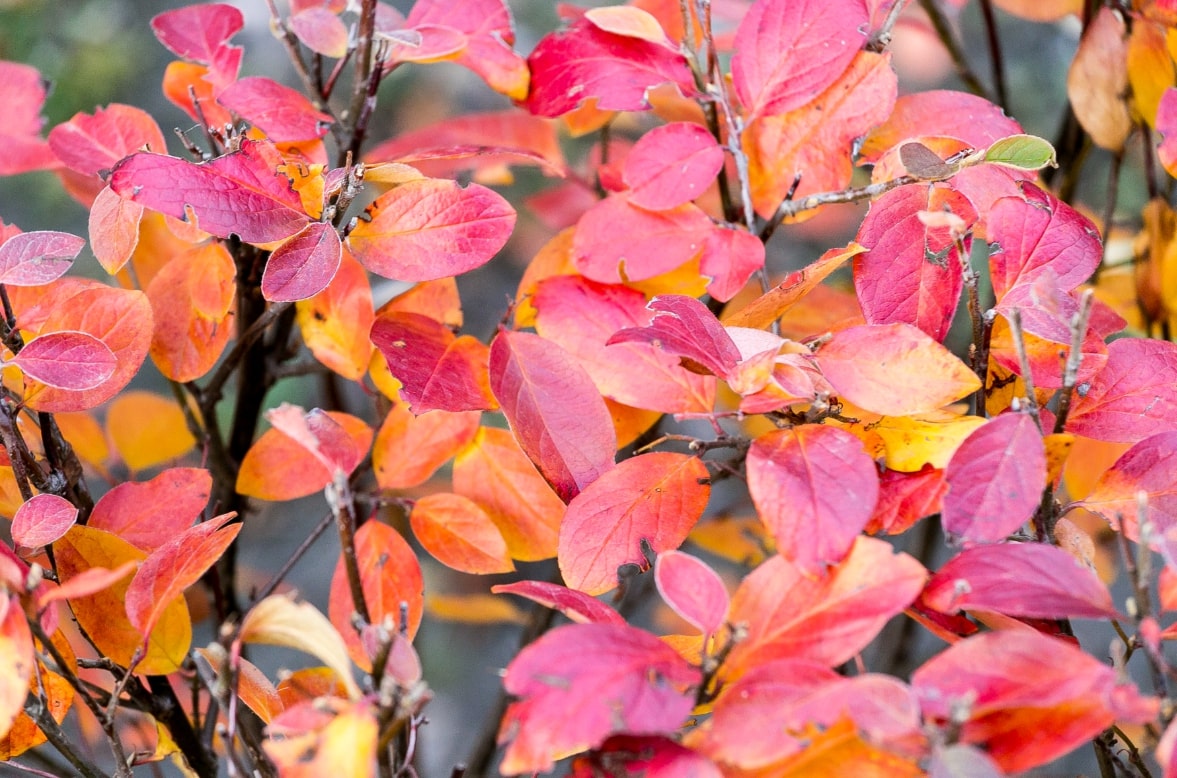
xmin=89 ymin=468 xmax=211 ymax=551
xmin=373 ymin=403 xmax=480 ymax=490
xmin=623 ymin=122 xmax=724 ymax=210
xmin=11 ymin=493 xmax=77 ymax=548
xmin=1067 ymin=338 xmax=1177 ymax=442
xmin=241 ymin=593 xmax=360 ymax=699
xmin=410 ymin=492 xmax=513 ymax=574
xmin=654 ymin=551 xmax=729 ymax=636
xmin=559 ymin=452 xmax=710 ymax=595
xmin=9 ymin=331 xmax=116 ymax=391
xmin=1076 ymin=431 xmax=1177 ymax=540
xmin=0 ymin=231 xmax=84 ymax=286
xmin=106 ymin=390 xmax=196 ymax=471
xmin=262 ymin=221 xmax=342 ymax=302
xmin=237 ymin=411 xmax=372 ymax=500
xmin=296 ymin=250 xmax=374 ymax=380
xmin=146 ymin=242 xmax=235 ymax=382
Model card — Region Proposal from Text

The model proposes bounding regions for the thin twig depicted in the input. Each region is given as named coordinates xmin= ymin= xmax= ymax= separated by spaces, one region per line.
xmin=250 ymin=510 xmax=335 ymax=605
xmin=977 ymin=0 xmax=1008 ymax=110
xmin=1052 ymin=289 xmax=1095 ymax=434
xmin=918 ymin=0 xmax=993 ymax=100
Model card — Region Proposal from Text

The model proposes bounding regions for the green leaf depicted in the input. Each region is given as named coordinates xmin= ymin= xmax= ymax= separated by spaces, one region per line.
xmin=983 ymin=134 xmax=1058 ymax=171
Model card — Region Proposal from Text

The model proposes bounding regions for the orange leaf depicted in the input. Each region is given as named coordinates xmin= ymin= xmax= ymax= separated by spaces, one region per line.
xmin=1067 ymin=7 xmax=1131 ymax=151
xmin=816 ymin=323 xmax=981 ymax=416
xmin=196 ymin=646 xmax=283 ymax=725
xmin=146 ymin=242 xmax=235 ymax=382
xmin=372 ymin=403 xmax=480 ymax=490
xmin=237 ymin=411 xmax=372 ymax=500
xmin=241 ymin=594 xmax=360 ymax=699
xmin=452 ymin=426 xmax=565 ymax=561
xmin=105 ymin=390 xmax=197 ymax=471
xmin=0 ymin=628 xmax=75 ymax=759
xmin=126 ymin=513 xmax=240 ymax=641
xmin=558 ymin=452 xmax=710 ymax=596
xmin=295 ymin=250 xmax=374 ymax=380
xmin=265 ymin=697 xmax=377 ymax=778
xmin=24 ymin=286 xmax=153 ymax=412
xmin=723 ymin=244 xmax=865 ymax=330
xmin=54 ymin=525 xmax=191 ymax=674
xmin=378 ymin=277 xmax=463 ymax=329
xmin=0 ymin=594 xmax=33 ymax=740
xmin=327 ymin=521 xmax=423 ymax=671
xmin=410 ymin=492 xmax=514 ymax=574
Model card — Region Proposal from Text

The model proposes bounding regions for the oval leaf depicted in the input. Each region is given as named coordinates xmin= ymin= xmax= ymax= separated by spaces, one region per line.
xmin=262 ymin=221 xmax=342 ymax=302
xmin=11 ymin=331 xmax=117 ymax=391
xmin=984 ymin=134 xmax=1058 ymax=170
xmin=747 ymin=425 xmax=879 ymax=574
xmin=491 ymin=580 xmax=624 ymax=625
xmin=410 ymin=492 xmax=513 ymax=574
xmin=0 ymin=231 xmax=84 ymax=286
xmin=1076 ymin=431 xmax=1177 ymax=540
xmin=942 ymin=413 xmax=1046 ymax=543
xmin=559 ymin=453 xmax=710 ymax=595
xmin=1067 ymin=338 xmax=1177 ymax=442
xmin=654 ymin=551 xmax=729 ymax=635
xmin=11 ymin=494 xmax=78 ymax=548
xmin=623 ymin=122 xmax=725 ymax=210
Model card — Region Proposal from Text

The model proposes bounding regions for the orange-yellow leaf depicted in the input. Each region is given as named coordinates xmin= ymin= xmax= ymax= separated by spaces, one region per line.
xmin=0 ymin=629 xmax=75 ymax=759
xmin=240 ymin=594 xmax=360 ymax=699
xmin=372 ymin=404 xmax=480 ymax=490
xmin=723 ymin=244 xmax=866 ymax=330
xmin=295 ymin=249 xmax=374 ymax=380
xmin=106 ymin=390 xmax=196 ymax=471
xmin=54 ymin=525 xmax=191 ymax=674
xmin=0 ymin=594 xmax=33 ymax=741
xmin=452 ymin=426 xmax=565 ymax=561
xmin=146 ymin=242 xmax=235 ymax=382
xmin=410 ymin=492 xmax=514 ymax=574
xmin=236 ymin=411 xmax=372 ymax=500
xmin=1067 ymin=7 xmax=1131 ymax=151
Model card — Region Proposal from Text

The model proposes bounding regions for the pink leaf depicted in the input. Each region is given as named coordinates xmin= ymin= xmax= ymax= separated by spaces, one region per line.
xmin=265 ymin=403 xmax=361 ymax=475
xmin=1077 ymin=431 xmax=1177 ymax=540
xmin=854 ymin=184 xmax=977 ymax=342
xmin=559 ymin=453 xmax=710 ymax=595
xmin=921 ymin=543 xmax=1118 ymax=620
xmin=623 ymin=123 xmax=725 ymax=210
xmin=573 ymin=195 xmax=713 ymax=283
xmin=346 ymin=179 xmax=515 ymax=282
xmin=525 ymin=15 xmax=695 ymax=116
xmin=89 ymin=468 xmax=213 ymax=551
xmin=11 ymin=494 xmax=78 ymax=548
xmin=747 ymin=425 xmax=879 ymax=574
xmin=488 ymin=330 xmax=616 ymax=503
xmin=499 ymin=622 xmax=700 ymax=775
xmin=151 ymin=4 xmax=243 ymax=65
xmin=370 ymin=311 xmax=496 ymax=413
xmin=109 ymin=139 xmax=310 ymax=244
xmin=217 ymin=77 xmax=334 ymax=142
xmin=492 ymin=580 xmax=624 ymax=625
xmin=11 ymin=331 xmax=117 ymax=391
xmin=48 ymin=104 xmax=168 ymax=179
xmin=262 ymin=222 xmax=342 ymax=302
xmin=0 ymin=61 xmax=57 ymax=175
xmin=987 ymin=183 xmax=1101 ymax=300
xmin=700 ymin=225 xmax=766 ymax=303
xmin=1067 ymin=338 xmax=1177 ymax=442
xmin=731 ymin=0 xmax=867 ymax=119
xmin=655 ymin=550 xmax=729 ymax=635
xmin=608 ymin=295 xmax=742 ymax=379
xmin=942 ymin=414 xmax=1046 ymax=543
xmin=860 ymin=90 xmax=1022 ymax=163
xmin=0 ymin=230 xmax=84 ymax=286
xmin=290 ymin=7 xmax=349 ymax=58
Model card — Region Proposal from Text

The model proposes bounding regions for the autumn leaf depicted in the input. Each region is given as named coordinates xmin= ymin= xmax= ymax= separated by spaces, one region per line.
xmin=410 ymin=492 xmax=514 ymax=574
xmin=497 ymin=622 xmax=700 ymax=775
xmin=109 ymin=139 xmax=310 ymax=244
xmin=622 ymin=122 xmax=724 ymax=210
xmin=11 ymin=494 xmax=78 ymax=549
xmin=0 ymin=594 xmax=33 ymax=742
xmin=1067 ymin=7 xmax=1131 ymax=151
xmin=492 ymin=580 xmax=624 ymax=625
xmin=654 ymin=551 xmax=729 ymax=636
xmin=346 ymin=178 xmax=515 ymax=282
xmin=241 ymin=594 xmax=360 ymax=699
xmin=815 ymin=323 xmax=981 ymax=415
xmin=0 ymin=230 xmax=84 ymax=286
xmin=859 ymin=90 xmax=1022 ymax=163
xmin=1075 ymin=431 xmax=1177 ymax=540
xmin=0 ymin=61 xmax=57 ymax=175
xmin=295 ymin=249 xmax=375 ymax=380
xmin=372 ymin=403 xmax=480 ymax=490
xmin=572 ymin=194 xmax=713 ymax=283
xmin=88 ymin=467 xmax=212 ymax=551
xmin=262 ymin=221 xmax=342 ymax=302
xmin=941 ymin=413 xmax=1046 ymax=544
xmin=571 ymin=736 xmax=722 ymax=778
xmin=746 ymin=425 xmax=878 ymax=574
xmin=1066 ymin=338 xmax=1177 ymax=442
xmin=724 ymin=244 xmax=865 ymax=330
xmin=237 ymin=411 xmax=372 ymax=500
xmin=105 ymin=390 xmax=196 ymax=471
xmin=608 ymin=294 xmax=742 ymax=379
xmin=146 ymin=241 xmax=235 ymax=382
xmin=217 ymin=76 xmax=333 ymax=142
xmin=489 ymin=330 xmax=616 ymax=502
xmin=558 ymin=452 xmax=710 ymax=595
xmin=8 ymin=331 xmax=116 ymax=391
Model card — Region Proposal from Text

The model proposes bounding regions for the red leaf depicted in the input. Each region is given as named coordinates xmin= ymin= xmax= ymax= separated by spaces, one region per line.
xmin=89 ymin=468 xmax=212 ymax=551
xmin=623 ymin=122 xmax=724 ymax=210
xmin=1066 ymin=338 xmax=1177 ymax=442
xmin=731 ymin=0 xmax=867 ymax=119
xmin=262 ymin=222 xmax=342 ymax=302
xmin=47 ymin=104 xmax=167 ymax=179
xmin=654 ymin=550 xmax=729 ymax=635
xmin=747 ymin=425 xmax=879 ymax=574
xmin=366 ymin=111 xmax=566 ymax=179
xmin=491 ymin=580 xmax=624 ymax=625
xmin=860 ymin=90 xmax=1022 ymax=163
xmin=347 ymin=178 xmax=515 ymax=281
xmin=726 ymin=537 xmax=927 ymax=673
xmin=558 ymin=453 xmax=710 ymax=595
xmin=0 ymin=593 xmax=34 ymax=739
xmin=0 ymin=231 xmax=84 ymax=286
xmin=488 ymin=330 xmax=616 ymax=502
xmin=699 ymin=225 xmax=766 ymax=303
xmin=108 ymin=139 xmax=310 ymax=244
xmin=525 ymin=14 xmax=695 ymax=116
xmin=609 ymin=295 xmax=742 ymax=379
xmin=0 ymin=61 xmax=56 ymax=175
xmin=573 ymin=195 xmax=713 ymax=283
xmin=498 ymin=622 xmax=700 ymax=775
xmin=921 ymin=543 xmax=1117 ymax=620
xmin=151 ymin=3 xmax=243 ymax=66
xmin=941 ymin=414 xmax=1046 ymax=543
xmin=913 ymin=630 xmax=1158 ymax=773
xmin=532 ymin=276 xmax=715 ymax=414
xmin=370 ymin=311 xmax=496 ymax=413
xmin=1077 ymin=431 xmax=1177 ymax=540
xmin=867 ymin=466 xmax=947 ymax=535
xmin=854 ymin=184 xmax=977 ymax=342
xmin=11 ymin=331 xmax=117 ymax=391
xmin=571 ymin=736 xmax=722 ymax=778
xmin=987 ymin=183 xmax=1101 ymax=300
xmin=327 ymin=520 xmax=424 ymax=669
xmin=410 ymin=493 xmax=513 ymax=574
xmin=816 ymin=323 xmax=981 ymax=415
xmin=126 ymin=513 xmax=240 ymax=640
xmin=11 ymin=494 xmax=77 ymax=548
xmin=401 ymin=0 xmax=529 ymax=99
xmin=217 ymin=77 xmax=333 ymax=142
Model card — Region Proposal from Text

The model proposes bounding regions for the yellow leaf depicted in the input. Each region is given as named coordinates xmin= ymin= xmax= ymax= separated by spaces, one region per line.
xmin=54 ymin=525 xmax=191 ymax=674
xmin=240 ymin=594 xmax=360 ymax=699
xmin=425 ymin=593 xmax=528 ymax=625
xmin=106 ymin=390 xmax=196 ymax=472
xmin=1128 ymin=21 xmax=1175 ymax=127
xmin=296 ymin=251 xmax=374 ymax=380
xmin=871 ymin=412 xmax=987 ymax=472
